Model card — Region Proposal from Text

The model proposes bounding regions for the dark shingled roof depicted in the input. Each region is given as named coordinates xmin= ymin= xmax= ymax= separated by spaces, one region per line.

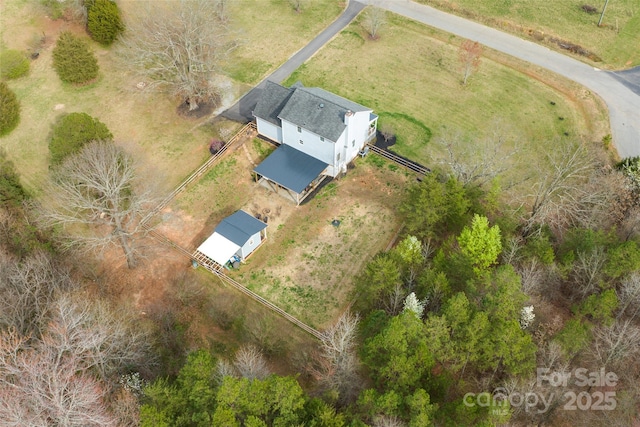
xmin=254 ymin=145 xmax=328 ymax=194
xmin=215 ymin=210 xmax=267 ymax=247
xmin=253 ymin=81 xmax=295 ymax=126
xmin=253 ymin=82 xmax=371 ymax=142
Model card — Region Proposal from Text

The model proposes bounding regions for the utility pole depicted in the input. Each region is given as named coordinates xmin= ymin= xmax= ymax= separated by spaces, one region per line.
xmin=598 ymin=0 xmax=610 ymax=27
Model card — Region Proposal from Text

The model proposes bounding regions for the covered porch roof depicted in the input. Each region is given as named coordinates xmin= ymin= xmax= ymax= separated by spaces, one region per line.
xmin=253 ymin=145 xmax=328 ymax=204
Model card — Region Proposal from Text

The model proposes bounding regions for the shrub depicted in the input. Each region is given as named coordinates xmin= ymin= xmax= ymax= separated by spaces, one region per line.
xmin=52 ymin=32 xmax=99 ymax=84
xmin=0 ymin=50 xmax=30 ymax=79
xmin=0 ymin=82 xmax=20 ymax=137
xmin=209 ymin=139 xmax=225 ymax=155
xmin=0 ymin=147 xmax=28 ymax=208
xmin=49 ymin=112 xmax=112 ymax=164
xmin=86 ymin=0 xmax=124 ymax=46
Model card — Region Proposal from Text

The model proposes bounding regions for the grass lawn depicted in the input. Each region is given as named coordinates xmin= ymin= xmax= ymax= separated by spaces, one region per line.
xmin=157 ymin=138 xmax=410 ymax=329
xmin=231 ymin=156 xmax=409 ymax=329
xmin=0 ymin=0 xmax=343 ymax=194
xmin=418 ymin=0 xmax=640 ymax=68
xmin=283 ymin=11 xmax=608 ymax=190
xmin=222 ymin=0 xmax=344 ymax=85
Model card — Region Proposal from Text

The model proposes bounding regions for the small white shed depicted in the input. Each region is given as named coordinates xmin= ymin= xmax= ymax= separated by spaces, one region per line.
xmin=196 ymin=210 xmax=267 ymax=267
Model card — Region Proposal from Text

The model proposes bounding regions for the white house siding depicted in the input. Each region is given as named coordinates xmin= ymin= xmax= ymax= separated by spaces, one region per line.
xmin=237 ymin=231 xmax=262 ymax=260
xmin=333 ymin=110 xmax=374 ymax=174
xmin=256 ymin=118 xmax=283 ymax=143
xmin=280 ymin=119 xmax=340 ymax=166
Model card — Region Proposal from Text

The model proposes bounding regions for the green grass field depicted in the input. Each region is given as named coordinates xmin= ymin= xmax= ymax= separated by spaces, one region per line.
xmin=0 ymin=0 xmax=343 ymax=194
xmin=419 ymin=0 xmax=640 ymax=68
xmin=283 ymin=12 xmax=598 ymax=185
xmin=222 ymin=0 xmax=344 ymax=84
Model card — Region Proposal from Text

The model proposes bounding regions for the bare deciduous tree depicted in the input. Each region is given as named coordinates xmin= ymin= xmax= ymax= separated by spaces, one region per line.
xmin=589 ymin=319 xmax=640 ymax=370
xmin=0 ymin=328 xmax=118 ymax=427
xmin=384 ymin=283 xmax=406 ymax=316
xmin=42 ymin=141 xmax=155 ymax=269
xmin=234 ymin=345 xmax=270 ymax=380
xmin=362 ymin=6 xmax=387 ymax=40
xmin=618 ymin=273 xmax=640 ymax=321
xmin=216 ymin=359 xmax=236 ymax=381
xmin=314 ymin=311 xmax=361 ymax=404
xmin=373 ymin=415 xmax=406 ymax=427
xmin=516 ymin=258 xmax=544 ymax=296
xmin=503 ymin=341 xmax=571 ymax=425
xmin=571 ymin=246 xmax=607 ymax=299
xmin=437 ymin=123 xmax=519 ymax=187
xmin=0 ymin=250 xmax=76 ymax=335
xmin=120 ymin=0 xmax=236 ymax=111
xmin=459 ymin=39 xmax=483 ymax=85
xmin=47 ymin=294 xmax=154 ymax=381
xmin=521 ymin=142 xmax=613 ymax=236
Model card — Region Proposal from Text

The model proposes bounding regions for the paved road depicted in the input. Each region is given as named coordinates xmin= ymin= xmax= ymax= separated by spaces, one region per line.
xmin=361 ymin=0 xmax=640 ymax=159
xmin=220 ymin=1 xmax=366 ymax=122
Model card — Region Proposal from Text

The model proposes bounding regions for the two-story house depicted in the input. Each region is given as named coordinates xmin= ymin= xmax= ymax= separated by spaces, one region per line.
xmin=252 ymin=82 xmax=378 ymax=204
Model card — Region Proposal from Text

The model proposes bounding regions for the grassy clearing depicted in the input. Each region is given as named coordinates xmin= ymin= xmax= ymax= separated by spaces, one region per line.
xmin=222 ymin=0 xmax=344 ymax=84
xmin=232 ymin=160 xmax=408 ymax=328
xmin=284 ymin=12 xmax=602 ymax=186
xmin=160 ymin=140 xmax=409 ymax=329
xmin=418 ymin=0 xmax=640 ymax=68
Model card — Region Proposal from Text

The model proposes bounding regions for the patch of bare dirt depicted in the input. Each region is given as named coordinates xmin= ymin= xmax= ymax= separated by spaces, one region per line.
xmin=176 ymin=100 xmax=217 ymax=119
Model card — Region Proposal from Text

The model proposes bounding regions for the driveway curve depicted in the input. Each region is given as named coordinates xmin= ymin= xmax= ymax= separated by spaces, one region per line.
xmin=361 ymin=0 xmax=640 ymax=159
xmin=220 ymin=1 xmax=365 ymax=123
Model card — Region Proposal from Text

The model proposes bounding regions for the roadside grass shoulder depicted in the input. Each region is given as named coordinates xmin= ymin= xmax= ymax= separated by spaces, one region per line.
xmin=418 ymin=0 xmax=640 ymax=68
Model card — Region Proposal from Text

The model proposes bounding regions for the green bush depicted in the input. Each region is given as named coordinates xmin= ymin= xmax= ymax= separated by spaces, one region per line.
xmin=0 ymin=50 xmax=30 ymax=80
xmin=0 ymin=148 xmax=28 ymax=208
xmin=49 ymin=112 xmax=112 ymax=164
xmin=87 ymin=0 xmax=124 ymax=46
xmin=0 ymin=82 xmax=20 ymax=137
xmin=52 ymin=32 xmax=99 ymax=84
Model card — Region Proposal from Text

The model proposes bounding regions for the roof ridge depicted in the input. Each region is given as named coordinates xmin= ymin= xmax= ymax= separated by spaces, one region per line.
xmin=296 ymin=87 xmax=349 ymax=110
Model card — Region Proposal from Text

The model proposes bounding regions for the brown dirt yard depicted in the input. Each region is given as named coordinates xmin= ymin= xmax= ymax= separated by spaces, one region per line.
xmin=153 ymin=136 xmax=411 ymax=329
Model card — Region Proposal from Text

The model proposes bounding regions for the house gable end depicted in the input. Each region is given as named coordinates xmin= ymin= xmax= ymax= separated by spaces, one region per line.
xmin=253 ymin=81 xmax=295 ymax=127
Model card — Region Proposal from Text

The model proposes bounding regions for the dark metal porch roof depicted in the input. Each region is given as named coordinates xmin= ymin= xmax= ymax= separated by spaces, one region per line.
xmin=253 ymin=145 xmax=328 ymax=194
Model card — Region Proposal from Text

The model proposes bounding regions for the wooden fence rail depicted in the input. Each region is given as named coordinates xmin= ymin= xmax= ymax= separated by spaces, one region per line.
xmin=366 ymin=144 xmax=430 ymax=176
xmin=141 ymin=122 xmax=255 ymax=226
xmin=213 ymin=269 xmax=323 ymax=340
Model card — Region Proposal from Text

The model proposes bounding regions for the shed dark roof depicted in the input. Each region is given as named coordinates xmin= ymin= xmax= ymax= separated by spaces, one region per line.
xmin=254 ymin=145 xmax=328 ymax=194
xmin=253 ymin=81 xmax=294 ymax=126
xmin=253 ymin=82 xmax=372 ymax=142
xmin=215 ymin=210 xmax=267 ymax=246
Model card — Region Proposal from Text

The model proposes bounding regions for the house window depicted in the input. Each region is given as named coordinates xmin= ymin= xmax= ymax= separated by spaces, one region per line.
xmin=299 ymin=140 xmax=304 ymax=145
xmin=337 ymin=153 xmax=341 ymax=161
xmin=352 ymin=139 xmax=355 ymax=147
xmin=297 ymin=126 xmax=301 ymax=133
xmin=320 ymin=137 xmax=325 ymax=142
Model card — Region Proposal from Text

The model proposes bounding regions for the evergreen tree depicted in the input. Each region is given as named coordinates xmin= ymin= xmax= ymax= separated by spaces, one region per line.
xmin=49 ymin=112 xmax=112 ymax=165
xmin=52 ymin=32 xmax=99 ymax=84
xmin=87 ymin=0 xmax=124 ymax=46
xmin=0 ymin=82 xmax=20 ymax=136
